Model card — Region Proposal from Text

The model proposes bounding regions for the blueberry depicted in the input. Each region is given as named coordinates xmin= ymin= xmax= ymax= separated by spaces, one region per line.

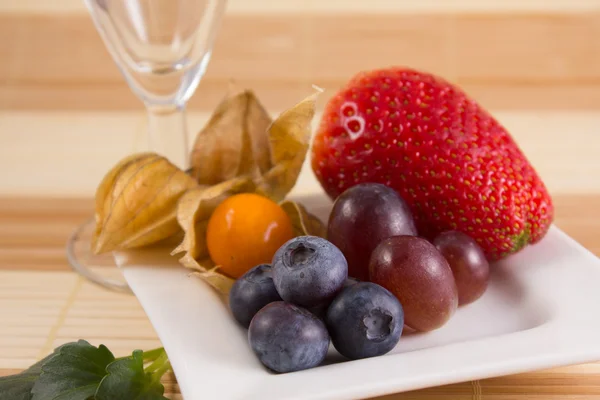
xmin=248 ymin=302 xmax=330 ymax=373
xmin=307 ymin=302 xmax=330 ymax=320
xmin=229 ymin=264 xmax=282 ymax=328
xmin=308 ymin=277 xmax=359 ymax=320
xmin=272 ymin=236 xmax=348 ymax=307
xmin=326 ymin=282 xmax=404 ymax=360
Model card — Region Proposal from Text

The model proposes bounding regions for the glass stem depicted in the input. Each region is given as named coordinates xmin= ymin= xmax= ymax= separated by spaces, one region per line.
xmin=146 ymin=104 xmax=189 ymax=170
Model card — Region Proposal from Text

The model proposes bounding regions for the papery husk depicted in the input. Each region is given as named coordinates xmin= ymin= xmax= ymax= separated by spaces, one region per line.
xmin=189 ymin=257 xmax=235 ymax=296
xmin=280 ymin=200 xmax=327 ymax=238
xmin=179 ymin=90 xmax=322 ymax=293
xmin=171 ymin=177 xmax=256 ymax=293
xmin=190 ymin=90 xmax=272 ymax=186
xmin=189 ymin=262 xmax=236 ymax=295
xmin=93 ymin=89 xmax=323 ymax=296
xmin=190 ymin=89 xmax=320 ymax=202
xmin=92 ymin=153 xmax=198 ymax=254
xmin=255 ymin=91 xmax=321 ymax=202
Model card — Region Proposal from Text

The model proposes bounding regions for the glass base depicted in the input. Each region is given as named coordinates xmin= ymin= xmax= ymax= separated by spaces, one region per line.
xmin=66 ymin=218 xmax=133 ymax=294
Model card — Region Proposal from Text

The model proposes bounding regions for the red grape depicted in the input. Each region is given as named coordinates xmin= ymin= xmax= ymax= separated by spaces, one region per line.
xmin=433 ymin=231 xmax=490 ymax=305
xmin=369 ymin=235 xmax=458 ymax=332
xmin=327 ymin=183 xmax=417 ymax=280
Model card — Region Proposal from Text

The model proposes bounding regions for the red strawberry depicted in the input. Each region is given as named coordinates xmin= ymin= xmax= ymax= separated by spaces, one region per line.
xmin=312 ymin=67 xmax=553 ymax=261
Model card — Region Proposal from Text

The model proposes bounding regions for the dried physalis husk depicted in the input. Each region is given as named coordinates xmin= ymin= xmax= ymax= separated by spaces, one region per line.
xmin=92 ymin=153 xmax=198 ymax=254
xmin=176 ymin=90 xmax=322 ymax=293
xmin=256 ymin=91 xmax=321 ymax=202
xmin=190 ymin=90 xmax=272 ymax=186
xmin=93 ymin=89 xmax=323 ymax=295
xmin=280 ymin=200 xmax=327 ymax=238
xmin=189 ymin=89 xmax=320 ymax=202
xmin=171 ymin=177 xmax=256 ymax=293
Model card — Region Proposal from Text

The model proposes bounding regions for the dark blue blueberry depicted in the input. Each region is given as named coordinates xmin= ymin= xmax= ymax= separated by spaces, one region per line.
xmin=248 ymin=302 xmax=330 ymax=373
xmin=326 ymin=282 xmax=404 ymax=360
xmin=229 ymin=264 xmax=281 ymax=328
xmin=307 ymin=301 xmax=330 ymax=320
xmin=272 ymin=236 xmax=348 ymax=308
xmin=308 ymin=278 xmax=359 ymax=320
xmin=312 ymin=279 xmax=360 ymax=320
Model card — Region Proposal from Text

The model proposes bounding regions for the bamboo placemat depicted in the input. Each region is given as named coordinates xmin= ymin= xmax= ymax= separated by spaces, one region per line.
xmin=0 ymin=196 xmax=599 ymax=399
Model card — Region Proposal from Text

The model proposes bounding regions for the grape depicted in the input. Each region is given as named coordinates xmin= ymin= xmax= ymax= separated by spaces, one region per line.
xmin=369 ymin=235 xmax=458 ymax=332
xmin=433 ymin=231 xmax=490 ymax=306
xmin=327 ymin=183 xmax=417 ymax=280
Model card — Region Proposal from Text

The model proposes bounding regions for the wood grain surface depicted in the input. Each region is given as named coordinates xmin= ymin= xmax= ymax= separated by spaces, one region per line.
xmin=1 ymin=110 xmax=599 ymax=197
xmin=2 ymin=12 xmax=600 ymax=112
xmin=2 ymin=0 xmax=600 ymax=398
xmin=1 ymin=3 xmax=600 ymax=111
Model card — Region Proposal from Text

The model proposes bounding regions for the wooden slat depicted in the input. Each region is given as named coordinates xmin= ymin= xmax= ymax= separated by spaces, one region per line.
xmin=1 ymin=0 xmax=600 ymax=15
xmin=3 ymin=80 xmax=600 ymax=113
xmin=1 ymin=111 xmax=598 ymax=197
xmin=454 ymin=13 xmax=600 ymax=82
xmin=1 ymin=13 xmax=599 ymax=111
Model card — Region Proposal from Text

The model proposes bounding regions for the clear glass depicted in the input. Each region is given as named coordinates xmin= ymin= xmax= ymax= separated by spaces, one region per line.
xmin=68 ymin=0 xmax=228 ymax=292
xmin=85 ymin=0 xmax=227 ymax=167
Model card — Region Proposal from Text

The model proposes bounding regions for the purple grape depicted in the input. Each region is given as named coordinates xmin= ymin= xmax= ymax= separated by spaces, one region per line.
xmin=433 ymin=231 xmax=490 ymax=306
xmin=328 ymin=183 xmax=417 ymax=281
xmin=369 ymin=235 xmax=458 ymax=332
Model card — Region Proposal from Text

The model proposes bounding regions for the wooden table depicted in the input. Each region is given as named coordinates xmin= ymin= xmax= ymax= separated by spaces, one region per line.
xmin=2 ymin=0 xmax=600 ymax=398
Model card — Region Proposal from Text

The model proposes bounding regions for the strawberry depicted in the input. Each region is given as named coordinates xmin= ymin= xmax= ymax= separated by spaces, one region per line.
xmin=311 ymin=67 xmax=553 ymax=260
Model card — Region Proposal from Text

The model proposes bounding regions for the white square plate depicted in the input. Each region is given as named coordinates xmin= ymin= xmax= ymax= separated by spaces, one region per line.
xmin=115 ymin=174 xmax=600 ymax=400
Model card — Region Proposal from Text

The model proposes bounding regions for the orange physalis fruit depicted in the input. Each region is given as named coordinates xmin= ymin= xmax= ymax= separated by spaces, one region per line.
xmin=207 ymin=193 xmax=294 ymax=278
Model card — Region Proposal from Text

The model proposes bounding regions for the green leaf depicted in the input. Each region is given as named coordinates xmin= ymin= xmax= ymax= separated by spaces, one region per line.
xmin=0 ymin=350 xmax=58 ymax=400
xmin=0 ymin=372 xmax=38 ymax=400
xmin=95 ymin=350 xmax=167 ymax=400
xmin=31 ymin=340 xmax=115 ymax=400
